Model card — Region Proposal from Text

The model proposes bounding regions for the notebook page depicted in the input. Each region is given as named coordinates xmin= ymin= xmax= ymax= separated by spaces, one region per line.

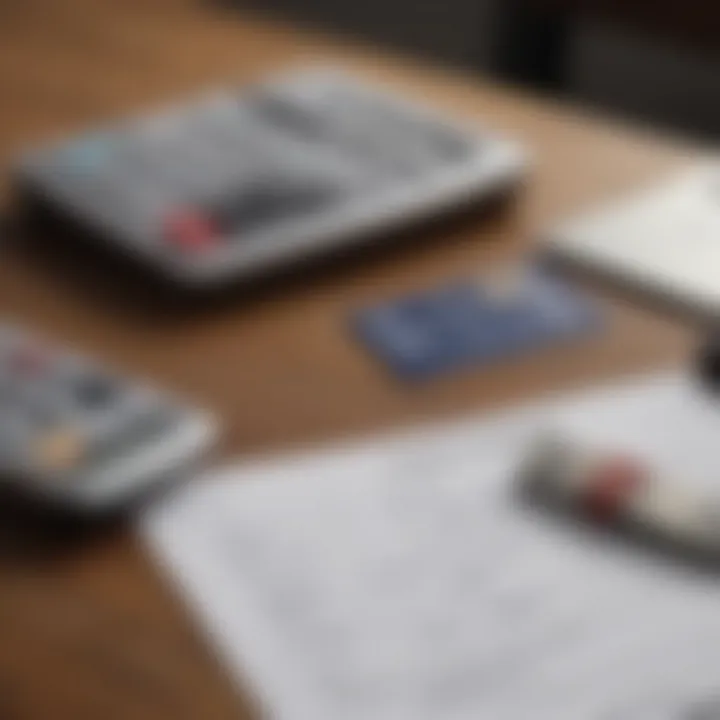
xmin=142 ymin=373 xmax=720 ymax=720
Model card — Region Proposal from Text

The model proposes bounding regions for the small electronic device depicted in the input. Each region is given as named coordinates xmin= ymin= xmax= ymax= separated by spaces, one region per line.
xmin=13 ymin=67 xmax=526 ymax=287
xmin=352 ymin=263 xmax=599 ymax=380
xmin=0 ymin=323 xmax=217 ymax=511
xmin=545 ymin=162 xmax=720 ymax=319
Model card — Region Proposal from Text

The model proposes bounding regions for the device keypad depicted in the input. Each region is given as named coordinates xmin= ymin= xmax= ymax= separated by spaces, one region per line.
xmin=16 ymin=69 xmax=524 ymax=287
xmin=0 ymin=326 xmax=166 ymax=483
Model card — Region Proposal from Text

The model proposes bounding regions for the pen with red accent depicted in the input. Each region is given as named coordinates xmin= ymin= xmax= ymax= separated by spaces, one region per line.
xmin=520 ymin=437 xmax=720 ymax=555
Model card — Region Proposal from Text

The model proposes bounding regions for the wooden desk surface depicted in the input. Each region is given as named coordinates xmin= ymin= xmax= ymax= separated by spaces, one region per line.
xmin=0 ymin=1 xmax=697 ymax=718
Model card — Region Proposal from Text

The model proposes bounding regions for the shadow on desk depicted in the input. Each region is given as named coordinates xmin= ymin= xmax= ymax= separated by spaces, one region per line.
xmin=0 ymin=485 xmax=128 ymax=565
xmin=6 ymin=188 xmax=520 ymax=325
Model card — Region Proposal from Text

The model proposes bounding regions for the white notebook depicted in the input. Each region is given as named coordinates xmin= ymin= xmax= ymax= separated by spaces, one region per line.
xmin=546 ymin=163 xmax=720 ymax=319
xmin=142 ymin=373 xmax=720 ymax=720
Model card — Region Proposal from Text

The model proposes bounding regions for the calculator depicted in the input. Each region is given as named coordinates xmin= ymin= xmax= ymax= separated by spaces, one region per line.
xmin=13 ymin=68 xmax=527 ymax=287
xmin=0 ymin=323 xmax=217 ymax=511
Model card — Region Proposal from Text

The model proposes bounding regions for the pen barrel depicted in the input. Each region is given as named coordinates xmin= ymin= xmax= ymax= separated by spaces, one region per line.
xmin=628 ymin=483 xmax=720 ymax=552
xmin=522 ymin=437 xmax=720 ymax=554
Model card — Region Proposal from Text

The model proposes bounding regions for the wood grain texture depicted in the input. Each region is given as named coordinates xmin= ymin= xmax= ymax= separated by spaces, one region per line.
xmin=0 ymin=1 xmax=699 ymax=717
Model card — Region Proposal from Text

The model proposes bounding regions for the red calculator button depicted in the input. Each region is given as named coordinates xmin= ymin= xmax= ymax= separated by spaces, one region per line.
xmin=8 ymin=346 xmax=47 ymax=375
xmin=164 ymin=210 xmax=219 ymax=252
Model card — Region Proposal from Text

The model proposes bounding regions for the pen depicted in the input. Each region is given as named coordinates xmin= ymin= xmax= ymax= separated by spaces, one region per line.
xmin=520 ymin=437 xmax=720 ymax=557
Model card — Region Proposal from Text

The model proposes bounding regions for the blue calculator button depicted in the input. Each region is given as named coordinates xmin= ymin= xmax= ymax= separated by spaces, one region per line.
xmin=61 ymin=134 xmax=115 ymax=170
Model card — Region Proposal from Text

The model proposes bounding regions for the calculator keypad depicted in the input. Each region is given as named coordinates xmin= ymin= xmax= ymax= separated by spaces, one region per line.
xmin=0 ymin=327 xmax=170 ymax=483
xmin=209 ymin=181 xmax=343 ymax=235
xmin=16 ymin=69 xmax=522 ymax=284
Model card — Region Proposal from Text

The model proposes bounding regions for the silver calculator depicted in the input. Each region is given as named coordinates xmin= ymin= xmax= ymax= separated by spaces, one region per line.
xmin=13 ymin=68 xmax=527 ymax=287
xmin=0 ymin=324 xmax=217 ymax=511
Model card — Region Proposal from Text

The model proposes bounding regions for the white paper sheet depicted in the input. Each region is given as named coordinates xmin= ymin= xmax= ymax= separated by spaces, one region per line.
xmin=142 ymin=373 xmax=720 ymax=720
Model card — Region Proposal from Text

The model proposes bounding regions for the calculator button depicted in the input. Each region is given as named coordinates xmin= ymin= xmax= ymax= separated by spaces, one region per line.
xmin=22 ymin=390 xmax=66 ymax=428
xmin=212 ymin=182 xmax=339 ymax=234
xmin=60 ymin=133 xmax=115 ymax=172
xmin=6 ymin=346 xmax=48 ymax=376
xmin=73 ymin=376 xmax=119 ymax=409
xmin=163 ymin=209 xmax=219 ymax=252
xmin=34 ymin=429 xmax=85 ymax=473
xmin=252 ymin=95 xmax=329 ymax=141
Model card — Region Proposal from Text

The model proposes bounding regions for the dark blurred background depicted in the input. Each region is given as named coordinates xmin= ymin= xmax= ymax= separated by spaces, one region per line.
xmin=228 ymin=0 xmax=719 ymax=140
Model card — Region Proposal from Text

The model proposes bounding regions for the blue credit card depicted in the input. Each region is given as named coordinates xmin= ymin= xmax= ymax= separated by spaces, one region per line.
xmin=351 ymin=264 xmax=601 ymax=380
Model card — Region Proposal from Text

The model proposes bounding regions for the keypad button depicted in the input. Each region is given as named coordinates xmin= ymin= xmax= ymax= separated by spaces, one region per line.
xmin=34 ymin=429 xmax=85 ymax=473
xmin=164 ymin=209 xmax=220 ymax=252
xmin=6 ymin=345 xmax=48 ymax=376
xmin=73 ymin=376 xmax=119 ymax=409
xmin=59 ymin=132 xmax=115 ymax=172
xmin=252 ymin=95 xmax=329 ymax=141
xmin=212 ymin=182 xmax=339 ymax=234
